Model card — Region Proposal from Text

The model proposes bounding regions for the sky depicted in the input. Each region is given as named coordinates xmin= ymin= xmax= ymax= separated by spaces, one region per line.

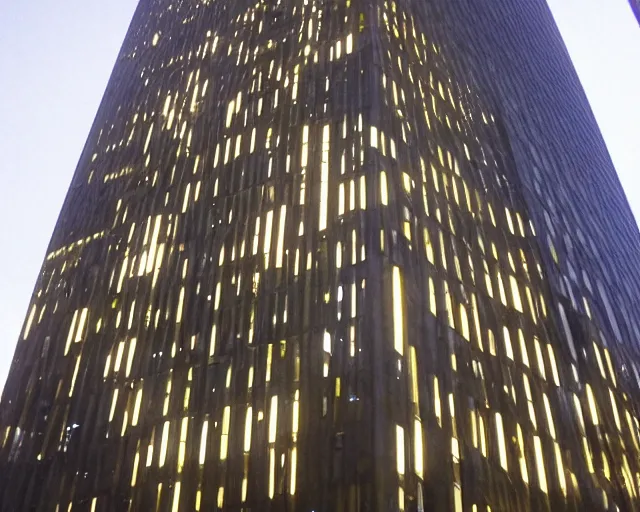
xmin=0 ymin=0 xmax=638 ymax=393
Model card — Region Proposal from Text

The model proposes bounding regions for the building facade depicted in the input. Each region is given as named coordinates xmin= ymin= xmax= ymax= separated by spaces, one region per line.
xmin=2 ymin=0 xmax=640 ymax=511
xmin=631 ymin=0 xmax=640 ymax=24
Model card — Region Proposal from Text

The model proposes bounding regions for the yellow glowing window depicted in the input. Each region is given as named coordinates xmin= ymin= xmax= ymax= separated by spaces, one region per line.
xmin=604 ymin=349 xmax=617 ymax=387
xmin=244 ymin=407 xmax=253 ymax=452
xmin=124 ymin=338 xmax=137 ymax=377
xmin=132 ymin=388 xmax=143 ymax=426
xmin=534 ymin=337 xmax=546 ymax=380
xmin=380 ymin=171 xmax=389 ymax=205
xmin=488 ymin=330 xmax=497 ymax=356
xmin=469 ymin=296 xmax=483 ymax=352
xmin=609 ymin=389 xmax=621 ymax=431
xmin=113 ymin=340 xmax=126 ymax=372
xmin=74 ymin=308 xmax=89 ymax=344
xmin=349 ymin=179 xmax=355 ymax=211
xmin=226 ymin=100 xmax=234 ymax=128
xmin=428 ymin=277 xmax=436 ymax=315
xmin=176 ymin=287 xmax=185 ymax=323
xmin=586 ymin=384 xmax=599 ymax=425
xmin=131 ymin=449 xmax=140 ymax=487
xmin=459 ymin=304 xmax=470 ymax=341
xmin=264 ymin=209 xmax=274 ymax=263
xmin=396 ymin=425 xmax=405 ymax=475
xmin=479 ymin=415 xmax=487 ymax=457
xmin=543 ymin=394 xmax=556 ymax=439
xmin=497 ymin=272 xmax=507 ymax=306
xmin=220 ymin=406 xmax=230 ymax=460
xmin=275 ymin=205 xmax=286 ymax=268
xmin=510 ymin=276 xmax=523 ymax=312
xmin=503 ymin=327 xmax=514 ymax=360
xmin=171 ymin=482 xmax=181 ymax=512
xmin=505 ymin=208 xmax=515 ymax=234
xmin=434 ymin=376 xmax=442 ymax=425
xmin=516 ymin=424 xmax=529 ymax=484
xmin=554 ymin=442 xmax=567 ymax=495
xmin=64 ymin=310 xmax=79 ymax=355
xmin=484 ymin=272 xmax=494 ymax=298
xmin=548 ymin=344 xmax=560 ymax=386
xmin=533 ymin=435 xmax=548 ymax=493
xmin=177 ymin=417 xmax=188 ymax=473
xmin=444 ymin=283 xmax=454 ymax=328
xmin=392 ymin=267 xmax=404 ymax=355
xmin=518 ymin=331 xmax=529 ymax=367
xmin=424 ymin=229 xmax=434 ymax=263
xmin=68 ymin=356 xmax=81 ymax=397
xmin=414 ymin=419 xmax=424 ymax=478
xmin=571 ymin=395 xmax=586 ymax=436
xmin=266 ymin=345 xmax=273 ymax=382
xmin=409 ymin=347 xmax=419 ymax=406
xmin=159 ymin=420 xmax=170 ymax=467
xmin=440 ymin=232 xmax=448 ymax=270
xmin=268 ymin=448 xmax=276 ymax=498
xmin=495 ymin=412 xmax=508 ymax=470
xmin=292 ymin=390 xmax=301 ymax=435
xmin=214 ymin=282 xmax=221 ymax=310
xmin=269 ymin=396 xmax=278 ymax=443
xmin=290 ymin=446 xmax=298 ymax=495
xmin=199 ymin=420 xmax=208 ymax=465
xmin=319 ymin=125 xmax=330 ymax=231
xmin=402 ymin=173 xmax=411 ymax=193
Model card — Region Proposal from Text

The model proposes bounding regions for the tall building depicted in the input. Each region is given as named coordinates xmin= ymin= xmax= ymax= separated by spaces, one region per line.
xmin=631 ymin=0 xmax=640 ymax=24
xmin=2 ymin=0 xmax=640 ymax=510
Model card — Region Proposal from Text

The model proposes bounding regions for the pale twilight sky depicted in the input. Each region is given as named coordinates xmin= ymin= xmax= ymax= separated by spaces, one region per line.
xmin=0 ymin=0 xmax=638 ymax=392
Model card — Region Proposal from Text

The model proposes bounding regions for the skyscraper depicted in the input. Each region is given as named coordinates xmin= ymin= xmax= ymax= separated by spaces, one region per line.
xmin=632 ymin=2 xmax=640 ymax=24
xmin=2 ymin=0 xmax=640 ymax=510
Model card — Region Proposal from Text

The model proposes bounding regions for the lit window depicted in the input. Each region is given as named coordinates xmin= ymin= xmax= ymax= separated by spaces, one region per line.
xmin=396 ymin=425 xmax=405 ymax=475
xmin=516 ymin=424 xmax=529 ymax=483
xmin=244 ymin=407 xmax=253 ymax=452
xmin=543 ymin=394 xmax=556 ymax=439
xmin=319 ymin=125 xmax=330 ymax=231
xmin=159 ymin=420 xmax=170 ymax=467
xmin=503 ymin=327 xmax=514 ymax=360
xmin=392 ymin=267 xmax=404 ymax=355
xmin=220 ymin=406 xmax=230 ymax=460
xmin=510 ymin=276 xmax=523 ymax=312
xmin=459 ymin=304 xmax=470 ymax=341
xmin=495 ymin=412 xmax=508 ymax=470
xmin=199 ymin=420 xmax=208 ymax=465
xmin=533 ymin=436 xmax=548 ymax=493
xmin=380 ymin=171 xmax=389 ymax=205
xmin=269 ymin=396 xmax=278 ymax=443
xmin=414 ymin=419 xmax=424 ymax=478
xmin=586 ymin=384 xmax=599 ymax=425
